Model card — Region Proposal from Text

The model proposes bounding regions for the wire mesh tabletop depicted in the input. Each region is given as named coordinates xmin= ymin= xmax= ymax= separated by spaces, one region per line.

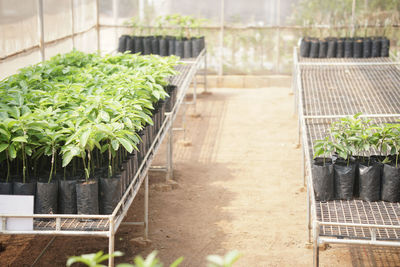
xmin=300 ymin=58 xmax=400 ymax=116
xmin=169 ymin=62 xmax=193 ymax=88
xmin=317 ymin=200 xmax=400 ymax=240
xmin=34 ymin=218 xmax=110 ymax=232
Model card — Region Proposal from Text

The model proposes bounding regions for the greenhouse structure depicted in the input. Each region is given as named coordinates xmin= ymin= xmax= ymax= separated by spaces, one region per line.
xmin=1 ymin=0 xmax=400 ymax=266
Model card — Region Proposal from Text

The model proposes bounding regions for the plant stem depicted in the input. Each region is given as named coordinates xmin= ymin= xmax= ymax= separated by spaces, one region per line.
xmin=6 ymin=150 xmax=10 ymax=183
xmin=49 ymin=146 xmax=55 ymax=183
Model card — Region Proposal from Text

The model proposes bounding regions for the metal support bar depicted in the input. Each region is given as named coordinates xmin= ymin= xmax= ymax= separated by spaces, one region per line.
xmin=299 ymin=61 xmax=400 ymax=66
xmin=36 ymin=0 xmax=45 ymax=62
xmin=108 ymin=220 xmax=115 ymax=267
xmin=31 ymin=236 xmax=56 ymax=266
xmin=204 ymin=50 xmax=208 ymax=92
xmin=121 ymin=222 xmax=145 ymax=226
xmin=95 ymin=0 xmax=100 ymax=53
xmin=70 ymin=0 xmax=75 ymax=49
xmin=144 ymin=174 xmax=149 ymax=239
xmin=166 ymin=123 xmax=173 ymax=180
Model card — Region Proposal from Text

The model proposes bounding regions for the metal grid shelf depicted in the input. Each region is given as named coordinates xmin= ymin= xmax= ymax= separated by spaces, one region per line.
xmin=34 ymin=218 xmax=110 ymax=232
xmin=317 ymin=200 xmax=400 ymax=240
xmin=301 ymin=63 xmax=400 ymax=116
xmin=294 ymin=47 xmax=400 ymax=266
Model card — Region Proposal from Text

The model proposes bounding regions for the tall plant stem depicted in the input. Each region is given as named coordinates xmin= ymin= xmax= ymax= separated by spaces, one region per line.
xmin=49 ymin=147 xmax=55 ymax=183
xmin=6 ymin=150 xmax=10 ymax=183
xmin=81 ymin=152 xmax=89 ymax=182
xmin=22 ymin=143 xmax=26 ymax=183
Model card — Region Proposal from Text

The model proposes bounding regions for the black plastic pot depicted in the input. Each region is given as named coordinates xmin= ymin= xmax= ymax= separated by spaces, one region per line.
xmin=309 ymin=40 xmax=319 ymax=58
xmin=168 ymin=37 xmax=176 ymax=56
xmin=168 ymin=85 xmax=177 ymax=112
xmin=336 ymin=39 xmax=344 ymax=58
xmin=174 ymin=39 xmax=184 ymax=58
xmin=99 ymin=177 xmax=121 ymax=215
xmin=312 ymin=158 xmax=334 ymax=201
xmin=318 ymin=40 xmax=328 ymax=58
xmin=138 ymin=130 xmax=147 ymax=166
xmin=118 ymin=35 xmax=129 ymax=53
xmin=334 ymin=160 xmax=356 ymax=200
xmin=344 ymin=39 xmax=353 ymax=58
xmin=76 ymin=180 xmax=99 ymax=215
xmin=381 ymin=164 xmax=400 ymax=202
xmin=353 ymin=39 xmax=363 ymax=58
xmin=13 ymin=181 xmax=36 ymax=195
xmin=199 ymin=36 xmax=205 ymax=51
xmin=134 ymin=36 xmax=144 ymax=54
xmin=381 ymin=37 xmax=390 ymax=57
xmin=159 ymin=38 xmax=168 ymax=56
xmin=143 ymin=37 xmax=152 ymax=55
xmin=363 ymin=38 xmax=372 ymax=58
xmin=125 ymin=36 xmax=134 ymax=53
xmin=0 ymin=182 xmax=13 ymax=194
xmin=300 ymin=38 xmax=311 ymax=57
xmin=59 ymin=179 xmax=77 ymax=214
xmin=326 ymin=39 xmax=337 ymax=58
xmin=358 ymin=161 xmax=381 ymax=202
xmin=371 ymin=38 xmax=381 ymax=57
xmin=151 ymin=37 xmax=160 ymax=55
xmin=35 ymin=180 xmax=58 ymax=214
xmin=183 ymin=39 xmax=192 ymax=58
xmin=192 ymin=37 xmax=203 ymax=57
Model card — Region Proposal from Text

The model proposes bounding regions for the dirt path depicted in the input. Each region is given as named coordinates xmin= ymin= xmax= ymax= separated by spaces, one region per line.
xmin=2 ymin=86 xmax=400 ymax=266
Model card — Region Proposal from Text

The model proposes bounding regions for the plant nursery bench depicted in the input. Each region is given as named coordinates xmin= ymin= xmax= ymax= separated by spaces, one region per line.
xmin=293 ymin=48 xmax=400 ymax=267
xmin=0 ymin=49 xmax=207 ymax=267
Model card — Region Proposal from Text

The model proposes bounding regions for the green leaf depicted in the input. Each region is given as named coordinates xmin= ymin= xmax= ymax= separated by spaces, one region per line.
xmin=8 ymin=144 xmax=16 ymax=159
xmin=0 ymin=143 xmax=8 ymax=152
xmin=0 ymin=128 xmax=11 ymax=139
xmin=62 ymin=151 xmax=74 ymax=167
xmin=111 ymin=139 xmax=119 ymax=151
xmin=80 ymin=129 xmax=91 ymax=148
xmin=99 ymin=110 xmax=110 ymax=122
xmin=117 ymin=137 xmax=133 ymax=153
xmin=12 ymin=136 xmax=28 ymax=143
xmin=170 ymin=257 xmax=184 ymax=267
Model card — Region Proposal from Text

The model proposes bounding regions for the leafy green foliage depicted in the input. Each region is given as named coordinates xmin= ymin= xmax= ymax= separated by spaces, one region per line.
xmin=0 ymin=50 xmax=178 ymax=182
xmin=314 ymin=113 xmax=400 ymax=166
xmin=67 ymin=250 xmax=240 ymax=267
xmin=206 ymin=250 xmax=241 ymax=267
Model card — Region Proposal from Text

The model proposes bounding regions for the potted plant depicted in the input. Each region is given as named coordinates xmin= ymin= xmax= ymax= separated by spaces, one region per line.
xmin=330 ymin=115 xmax=360 ymax=200
xmin=312 ymin=137 xmax=334 ymax=201
xmin=34 ymin=115 xmax=64 ymax=215
xmin=355 ymin=119 xmax=381 ymax=201
xmin=0 ymin=118 xmax=14 ymax=194
xmin=378 ymin=124 xmax=400 ymax=202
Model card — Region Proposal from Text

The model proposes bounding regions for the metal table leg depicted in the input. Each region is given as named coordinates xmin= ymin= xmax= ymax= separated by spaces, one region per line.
xmin=144 ymin=174 xmax=149 ymax=239
xmin=108 ymin=219 xmax=115 ymax=267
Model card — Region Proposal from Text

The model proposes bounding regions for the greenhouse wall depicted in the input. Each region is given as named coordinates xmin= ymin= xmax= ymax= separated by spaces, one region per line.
xmin=1 ymin=0 xmax=400 ymax=79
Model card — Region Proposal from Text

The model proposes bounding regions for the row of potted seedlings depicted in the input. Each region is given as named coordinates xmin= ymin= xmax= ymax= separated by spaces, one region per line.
xmin=300 ymin=37 xmax=390 ymax=58
xmin=118 ymin=14 xmax=206 ymax=59
xmin=312 ymin=114 xmax=400 ymax=203
xmin=118 ymin=35 xmax=205 ymax=59
xmin=0 ymin=50 xmax=179 ymax=215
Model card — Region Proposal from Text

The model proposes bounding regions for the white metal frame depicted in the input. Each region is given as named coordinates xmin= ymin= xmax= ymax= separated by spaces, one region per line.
xmin=0 ymin=50 xmax=207 ymax=267
xmin=293 ymin=48 xmax=400 ymax=267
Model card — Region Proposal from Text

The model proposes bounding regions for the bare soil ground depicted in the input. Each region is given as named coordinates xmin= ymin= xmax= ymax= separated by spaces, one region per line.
xmin=1 ymin=86 xmax=400 ymax=266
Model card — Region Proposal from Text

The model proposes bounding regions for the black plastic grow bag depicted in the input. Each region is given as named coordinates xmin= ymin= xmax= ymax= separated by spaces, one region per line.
xmin=312 ymin=158 xmax=334 ymax=201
